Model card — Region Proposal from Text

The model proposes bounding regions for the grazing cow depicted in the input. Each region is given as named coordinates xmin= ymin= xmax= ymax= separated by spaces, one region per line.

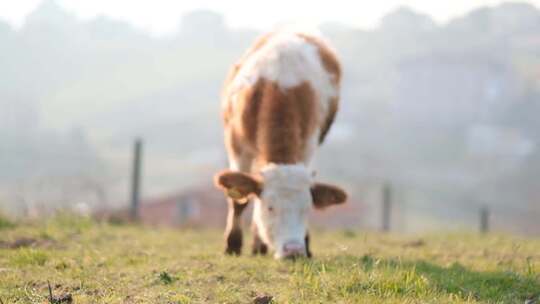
xmin=214 ymin=31 xmax=347 ymax=259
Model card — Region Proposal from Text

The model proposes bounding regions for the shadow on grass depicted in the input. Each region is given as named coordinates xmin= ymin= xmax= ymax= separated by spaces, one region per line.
xmin=343 ymin=255 xmax=539 ymax=302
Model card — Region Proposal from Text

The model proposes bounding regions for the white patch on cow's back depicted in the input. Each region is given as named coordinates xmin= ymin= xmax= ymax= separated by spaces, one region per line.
xmin=229 ymin=31 xmax=338 ymax=117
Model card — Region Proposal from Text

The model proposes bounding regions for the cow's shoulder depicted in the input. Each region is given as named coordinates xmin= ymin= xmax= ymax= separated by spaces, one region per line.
xmin=296 ymin=33 xmax=341 ymax=85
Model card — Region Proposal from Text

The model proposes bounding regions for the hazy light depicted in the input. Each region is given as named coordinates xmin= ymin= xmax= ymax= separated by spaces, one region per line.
xmin=1 ymin=0 xmax=539 ymax=35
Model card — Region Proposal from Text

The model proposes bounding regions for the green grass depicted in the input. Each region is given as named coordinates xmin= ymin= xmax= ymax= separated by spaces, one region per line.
xmin=0 ymin=215 xmax=538 ymax=303
xmin=0 ymin=213 xmax=15 ymax=230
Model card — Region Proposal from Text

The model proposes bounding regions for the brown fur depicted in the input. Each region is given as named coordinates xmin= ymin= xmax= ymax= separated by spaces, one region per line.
xmin=297 ymin=34 xmax=342 ymax=85
xmin=311 ymin=183 xmax=347 ymax=209
xmin=319 ymin=97 xmax=339 ymax=144
xmin=296 ymin=34 xmax=341 ymax=144
xmin=229 ymin=79 xmax=319 ymax=166
xmin=222 ymin=33 xmax=273 ymax=126
xmin=222 ymin=32 xmax=342 ymax=146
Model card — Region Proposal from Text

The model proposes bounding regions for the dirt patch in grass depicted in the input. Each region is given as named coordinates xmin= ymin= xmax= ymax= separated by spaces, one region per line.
xmin=47 ymin=281 xmax=73 ymax=304
xmin=403 ymin=239 xmax=426 ymax=248
xmin=0 ymin=237 xmax=56 ymax=249
xmin=253 ymin=294 xmax=273 ymax=304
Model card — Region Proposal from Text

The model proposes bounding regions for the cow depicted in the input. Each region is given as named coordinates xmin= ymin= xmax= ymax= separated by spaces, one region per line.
xmin=214 ymin=30 xmax=347 ymax=259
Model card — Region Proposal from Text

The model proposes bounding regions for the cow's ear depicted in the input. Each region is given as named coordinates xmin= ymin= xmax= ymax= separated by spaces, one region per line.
xmin=311 ymin=183 xmax=347 ymax=209
xmin=214 ymin=170 xmax=262 ymax=202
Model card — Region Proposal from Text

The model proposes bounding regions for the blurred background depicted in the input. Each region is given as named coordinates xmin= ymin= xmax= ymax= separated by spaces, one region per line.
xmin=1 ymin=0 xmax=539 ymax=235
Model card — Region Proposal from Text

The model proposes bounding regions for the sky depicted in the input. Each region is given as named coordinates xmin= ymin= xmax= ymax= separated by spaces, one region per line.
xmin=0 ymin=0 xmax=539 ymax=35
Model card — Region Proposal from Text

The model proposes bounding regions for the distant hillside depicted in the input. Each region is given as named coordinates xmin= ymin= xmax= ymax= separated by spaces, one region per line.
xmin=1 ymin=1 xmax=539 ymax=234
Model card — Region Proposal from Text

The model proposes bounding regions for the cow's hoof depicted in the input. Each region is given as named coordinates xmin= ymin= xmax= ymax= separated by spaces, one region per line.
xmin=225 ymin=230 xmax=242 ymax=256
xmin=225 ymin=246 xmax=241 ymax=255
xmin=251 ymin=242 xmax=268 ymax=256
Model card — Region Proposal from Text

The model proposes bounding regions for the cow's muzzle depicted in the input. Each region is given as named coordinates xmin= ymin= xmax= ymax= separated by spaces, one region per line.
xmin=282 ymin=241 xmax=306 ymax=259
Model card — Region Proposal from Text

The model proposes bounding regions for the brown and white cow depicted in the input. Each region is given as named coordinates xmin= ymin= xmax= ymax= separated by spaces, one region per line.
xmin=214 ymin=30 xmax=347 ymax=259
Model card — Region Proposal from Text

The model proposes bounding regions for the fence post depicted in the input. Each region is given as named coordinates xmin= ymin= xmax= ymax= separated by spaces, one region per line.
xmin=130 ymin=138 xmax=143 ymax=220
xmin=480 ymin=206 xmax=489 ymax=233
xmin=382 ymin=183 xmax=392 ymax=232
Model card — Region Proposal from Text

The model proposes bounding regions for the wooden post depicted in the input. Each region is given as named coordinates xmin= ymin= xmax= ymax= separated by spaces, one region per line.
xmin=382 ymin=183 xmax=392 ymax=232
xmin=480 ymin=206 xmax=489 ymax=233
xmin=130 ymin=138 xmax=143 ymax=220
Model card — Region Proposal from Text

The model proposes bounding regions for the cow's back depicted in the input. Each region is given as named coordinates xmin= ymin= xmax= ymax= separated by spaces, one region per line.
xmin=222 ymin=31 xmax=341 ymax=167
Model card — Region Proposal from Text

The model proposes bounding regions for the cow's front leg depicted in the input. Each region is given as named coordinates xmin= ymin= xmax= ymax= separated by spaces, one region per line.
xmin=305 ymin=233 xmax=312 ymax=258
xmin=251 ymin=225 xmax=268 ymax=255
xmin=224 ymin=198 xmax=248 ymax=255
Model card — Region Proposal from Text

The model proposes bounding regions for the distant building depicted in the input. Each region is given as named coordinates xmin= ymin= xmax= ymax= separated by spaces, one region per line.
xmin=131 ymin=185 xmax=226 ymax=228
xmin=98 ymin=184 xmax=365 ymax=229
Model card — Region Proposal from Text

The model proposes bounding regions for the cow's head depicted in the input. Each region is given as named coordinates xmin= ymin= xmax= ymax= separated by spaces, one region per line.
xmin=215 ymin=164 xmax=346 ymax=259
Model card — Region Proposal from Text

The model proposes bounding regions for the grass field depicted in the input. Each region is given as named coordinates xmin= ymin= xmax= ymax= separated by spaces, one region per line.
xmin=0 ymin=214 xmax=539 ymax=304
